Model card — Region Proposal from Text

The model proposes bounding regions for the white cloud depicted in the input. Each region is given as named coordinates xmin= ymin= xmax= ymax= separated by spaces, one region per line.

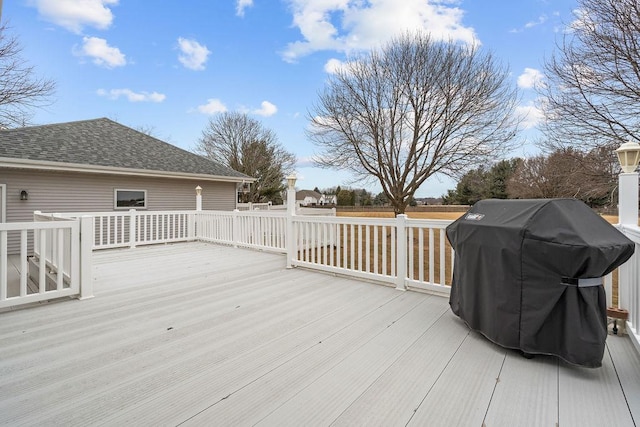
xmin=97 ymin=88 xmax=166 ymax=102
xmin=236 ymin=0 xmax=254 ymax=17
xmin=517 ymin=68 xmax=543 ymax=89
xmin=74 ymin=36 xmax=126 ymax=68
xmin=177 ymin=37 xmax=211 ymax=71
xmin=516 ymin=102 xmax=543 ymax=130
xmin=253 ymin=101 xmax=278 ymax=117
xmin=510 ymin=14 xmax=549 ymax=33
xmin=197 ymin=98 xmax=228 ymax=114
xmin=525 ymin=14 xmax=547 ymax=29
xmin=324 ymin=58 xmax=344 ymax=74
xmin=281 ymin=0 xmax=478 ymax=62
xmin=32 ymin=0 xmax=118 ymax=33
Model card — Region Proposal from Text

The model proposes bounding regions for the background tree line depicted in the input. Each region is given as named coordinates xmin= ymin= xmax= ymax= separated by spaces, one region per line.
xmin=314 ymin=186 xmax=414 ymax=208
xmin=443 ymin=147 xmax=617 ymax=207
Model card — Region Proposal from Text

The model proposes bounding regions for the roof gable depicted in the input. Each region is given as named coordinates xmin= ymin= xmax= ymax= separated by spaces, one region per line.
xmin=0 ymin=118 xmax=250 ymax=180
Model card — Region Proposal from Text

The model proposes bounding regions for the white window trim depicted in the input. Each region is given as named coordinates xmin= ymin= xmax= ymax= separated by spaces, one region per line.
xmin=114 ymin=188 xmax=147 ymax=210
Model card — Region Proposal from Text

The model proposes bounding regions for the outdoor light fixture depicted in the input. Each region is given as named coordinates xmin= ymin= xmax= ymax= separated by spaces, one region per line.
xmin=241 ymin=181 xmax=250 ymax=194
xmin=20 ymin=190 xmax=28 ymax=200
xmin=286 ymin=174 xmax=297 ymax=190
xmin=616 ymin=140 xmax=640 ymax=173
xmin=195 ymin=185 xmax=202 ymax=196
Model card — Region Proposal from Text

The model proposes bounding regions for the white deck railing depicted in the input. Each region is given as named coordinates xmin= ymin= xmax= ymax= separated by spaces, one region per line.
xmin=34 ymin=208 xmax=640 ymax=353
xmin=39 ymin=210 xmax=197 ymax=250
xmin=196 ymin=210 xmax=287 ymax=252
xmin=236 ymin=202 xmax=273 ymax=211
xmin=615 ymin=225 xmax=640 ymax=353
xmin=0 ymin=215 xmax=93 ymax=308
xmin=290 ymin=215 xmax=452 ymax=295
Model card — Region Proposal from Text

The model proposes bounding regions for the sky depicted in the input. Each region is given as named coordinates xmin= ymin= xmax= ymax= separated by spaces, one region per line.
xmin=5 ymin=0 xmax=578 ymax=197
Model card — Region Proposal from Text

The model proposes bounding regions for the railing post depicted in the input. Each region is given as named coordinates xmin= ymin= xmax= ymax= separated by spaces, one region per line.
xmin=619 ymin=172 xmax=639 ymax=227
xmin=395 ymin=214 xmax=408 ymax=291
xmin=286 ymin=182 xmax=297 ymax=269
xmin=79 ymin=216 xmax=94 ymax=300
xmin=232 ymin=209 xmax=239 ymax=248
xmin=617 ymin=171 xmax=639 ymax=311
xmin=129 ymin=209 xmax=137 ymax=249
xmin=190 ymin=211 xmax=198 ymax=241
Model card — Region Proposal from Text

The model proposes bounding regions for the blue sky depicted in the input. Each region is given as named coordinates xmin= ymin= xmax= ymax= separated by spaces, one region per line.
xmin=6 ymin=0 xmax=577 ymax=197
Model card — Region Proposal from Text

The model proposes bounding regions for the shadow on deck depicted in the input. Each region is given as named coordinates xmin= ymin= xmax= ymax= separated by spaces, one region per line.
xmin=0 ymin=242 xmax=639 ymax=426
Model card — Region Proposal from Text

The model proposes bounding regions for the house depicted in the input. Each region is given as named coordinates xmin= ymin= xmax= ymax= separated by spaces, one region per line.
xmin=320 ymin=193 xmax=337 ymax=205
xmin=296 ymin=190 xmax=322 ymax=206
xmin=0 ymin=118 xmax=253 ymax=250
xmin=295 ymin=190 xmax=336 ymax=206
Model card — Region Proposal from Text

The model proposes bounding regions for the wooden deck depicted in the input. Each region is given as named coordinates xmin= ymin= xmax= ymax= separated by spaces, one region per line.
xmin=1 ymin=242 xmax=639 ymax=426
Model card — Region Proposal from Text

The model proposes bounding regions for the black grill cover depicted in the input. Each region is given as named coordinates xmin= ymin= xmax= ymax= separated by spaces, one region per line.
xmin=446 ymin=199 xmax=635 ymax=367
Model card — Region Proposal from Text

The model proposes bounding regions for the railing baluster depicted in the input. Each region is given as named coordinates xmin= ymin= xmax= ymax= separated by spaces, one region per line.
xmin=418 ymin=228 xmax=424 ymax=283
xmin=20 ymin=230 xmax=27 ymax=296
xmin=382 ymin=225 xmax=387 ymax=276
xmin=408 ymin=227 xmax=414 ymax=280
xmin=429 ymin=228 xmax=435 ymax=285
xmin=56 ymin=228 xmax=64 ymax=290
xmin=440 ymin=229 xmax=446 ymax=286
xmin=374 ymin=225 xmax=379 ymax=275
xmin=39 ymin=229 xmax=46 ymax=294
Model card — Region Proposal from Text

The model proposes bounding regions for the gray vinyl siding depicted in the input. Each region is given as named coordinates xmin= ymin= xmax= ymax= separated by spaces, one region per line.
xmin=1 ymin=168 xmax=238 ymax=253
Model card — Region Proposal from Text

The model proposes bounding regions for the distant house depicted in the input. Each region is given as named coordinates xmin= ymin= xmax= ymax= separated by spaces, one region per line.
xmin=0 ymin=118 xmax=253 ymax=226
xmin=320 ymin=194 xmax=337 ymax=205
xmin=294 ymin=190 xmax=337 ymax=206
xmin=296 ymin=190 xmax=322 ymax=206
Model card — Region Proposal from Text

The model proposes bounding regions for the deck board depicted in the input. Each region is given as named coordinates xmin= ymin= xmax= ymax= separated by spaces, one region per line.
xmin=331 ymin=310 xmax=470 ymax=427
xmin=483 ymin=349 xmax=558 ymax=426
xmin=607 ymin=334 xmax=640 ymax=422
xmin=0 ymin=242 xmax=638 ymax=426
xmin=559 ymin=348 xmax=636 ymax=426
xmin=406 ymin=331 xmax=507 ymax=426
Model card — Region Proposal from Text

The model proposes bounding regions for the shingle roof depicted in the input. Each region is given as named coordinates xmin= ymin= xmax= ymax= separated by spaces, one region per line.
xmin=296 ymin=190 xmax=322 ymax=200
xmin=0 ymin=118 xmax=251 ymax=180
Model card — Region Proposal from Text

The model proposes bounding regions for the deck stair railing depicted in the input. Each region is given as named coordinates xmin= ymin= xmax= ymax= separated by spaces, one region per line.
xmin=0 ymin=213 xmax=92 ymax=309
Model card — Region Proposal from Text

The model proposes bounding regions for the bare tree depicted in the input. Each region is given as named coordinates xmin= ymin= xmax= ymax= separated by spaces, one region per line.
xmin=195 ymin=112 xmax=296 ymax=203
xmin=507 ymin=147 xmax=616 ymax=206
xmin=309 ymin=31 xmax=520 ymax=215
xmin=538 ymin=0 xmax=640 ymax=151
xmin=0 ymin=24 xmax=55 ymax=128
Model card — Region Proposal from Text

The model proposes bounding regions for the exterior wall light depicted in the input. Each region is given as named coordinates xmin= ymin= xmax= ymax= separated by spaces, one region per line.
xmin=616 ymin=140 xmax=640 ymax=173
xmin=20 ymin=190 xmax=28 ymax=200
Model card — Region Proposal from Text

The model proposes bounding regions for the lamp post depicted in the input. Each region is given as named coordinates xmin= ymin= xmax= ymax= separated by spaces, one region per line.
xmin=615 ymin=141 xmax=640 ymax=226
xmin=286 ymin=174 xmax=297 ymax=269
xmin=195 ymin=185 xmax=202 ymax=211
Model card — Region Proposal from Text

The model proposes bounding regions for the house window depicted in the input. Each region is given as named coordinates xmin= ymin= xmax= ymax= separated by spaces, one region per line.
xmin=115 ymin=189 xmax=147 ymax=209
